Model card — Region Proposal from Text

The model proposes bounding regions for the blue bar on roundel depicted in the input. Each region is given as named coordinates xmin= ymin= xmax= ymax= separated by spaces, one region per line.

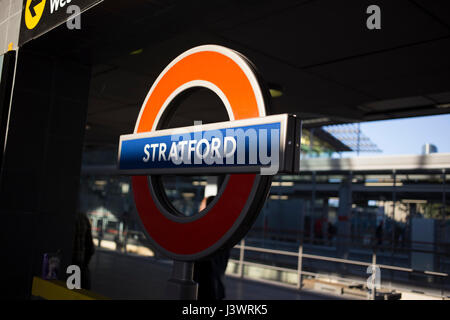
xmin=118 ymin=121 xmax=281 ymax=175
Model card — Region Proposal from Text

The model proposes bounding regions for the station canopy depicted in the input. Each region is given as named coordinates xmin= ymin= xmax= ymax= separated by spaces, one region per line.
xmin=30 ymin=0 xmax=450 ymax=149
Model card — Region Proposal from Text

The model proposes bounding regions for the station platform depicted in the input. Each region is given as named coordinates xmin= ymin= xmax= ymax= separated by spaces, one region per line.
xmin=89 ymin=248 xmax=355 ymax=300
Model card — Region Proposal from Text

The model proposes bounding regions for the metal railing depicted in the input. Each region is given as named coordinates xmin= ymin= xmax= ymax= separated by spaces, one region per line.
xmin=229 ymin=239 xmax=449 ymax=300
xmin=247 ymin=227 xmax=450 ymax=258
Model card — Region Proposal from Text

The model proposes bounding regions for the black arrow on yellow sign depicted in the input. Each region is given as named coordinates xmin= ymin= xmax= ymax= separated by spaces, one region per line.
xmin=25 ymin=0 xmax=46 ymax=30
xmin=29 ymin=0 xmax=43 ymax=17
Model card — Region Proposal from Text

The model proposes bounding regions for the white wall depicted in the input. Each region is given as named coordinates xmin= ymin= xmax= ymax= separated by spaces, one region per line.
xmin=0 ymin=0 xmax=22 ymax=54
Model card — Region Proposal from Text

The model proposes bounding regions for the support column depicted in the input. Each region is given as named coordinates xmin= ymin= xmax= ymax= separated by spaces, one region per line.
xmin=0 ymin=39 xmax=91 ymax=299
xmin=337 ymin=174 xmax=352 ymax=259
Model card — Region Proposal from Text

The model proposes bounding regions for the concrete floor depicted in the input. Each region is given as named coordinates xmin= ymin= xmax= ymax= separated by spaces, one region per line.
xmin=89 ymin=248 xmax=349 ymax=300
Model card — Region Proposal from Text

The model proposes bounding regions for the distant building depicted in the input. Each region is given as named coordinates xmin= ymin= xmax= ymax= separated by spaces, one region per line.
xmin=422 ymin=143 xmax=438 ymax=154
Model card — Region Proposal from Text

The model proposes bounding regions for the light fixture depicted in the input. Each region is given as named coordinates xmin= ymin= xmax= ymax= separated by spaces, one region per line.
xmin=181 ymin=192 xmax=195 ymax=198
xmin=95 ymin=180 xmax=107 ymax=186
xmin=192 ymin=181 xmax=207 ymax=186
xmin=402 ymin=199 xmax=427 ymax=204
xmin=364 ymin=182 xmax=403 ymax=187
xmin=130 ymin=48 xmax=144 ymax=55
xmin=269 ymin=195 xmax=288 ymax=200
xmin=268 ymin=83 xmax=283 ymax=98
xmin=121 ymin=183 xmax=130 ymax=194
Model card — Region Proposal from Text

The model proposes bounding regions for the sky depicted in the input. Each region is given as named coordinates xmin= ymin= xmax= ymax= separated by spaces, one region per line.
xmin=343 ymin=113 xmax=450 ymax=157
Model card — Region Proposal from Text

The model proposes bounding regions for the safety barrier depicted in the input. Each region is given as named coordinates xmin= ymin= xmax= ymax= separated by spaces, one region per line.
xmin=230 ymin=240 xmax=449 ymax=300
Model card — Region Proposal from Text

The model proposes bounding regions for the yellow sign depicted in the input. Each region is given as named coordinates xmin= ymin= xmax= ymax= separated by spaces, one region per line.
xmin=25 ymin=0 xmax=46 ymax=30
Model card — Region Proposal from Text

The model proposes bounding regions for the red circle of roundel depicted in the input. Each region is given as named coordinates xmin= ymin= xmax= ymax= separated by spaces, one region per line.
xmin=131 ymin=45 xmax=266 ymax=257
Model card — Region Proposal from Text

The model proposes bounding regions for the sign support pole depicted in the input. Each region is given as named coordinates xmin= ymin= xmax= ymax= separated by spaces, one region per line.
xmin=166 ymin=261 xmax=198 ymax=300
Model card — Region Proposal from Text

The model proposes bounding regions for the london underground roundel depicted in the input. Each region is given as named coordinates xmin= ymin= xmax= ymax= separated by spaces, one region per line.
xmin=118 ymin=45 xmax=301 ymax=261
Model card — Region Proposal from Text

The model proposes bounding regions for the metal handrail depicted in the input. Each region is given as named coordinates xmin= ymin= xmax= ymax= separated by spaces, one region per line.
xmin=234 ymin=245 xmax=298 ymax=257
xmin=232 ymin=240 xmax=449 ymax=300
xmin=235 ymin=243 xmax=448 ymax=277
xmin=245 ymin=230 xmax=450 ymax=257
xmin=229 ymin=258 xmax=297 ymax=274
